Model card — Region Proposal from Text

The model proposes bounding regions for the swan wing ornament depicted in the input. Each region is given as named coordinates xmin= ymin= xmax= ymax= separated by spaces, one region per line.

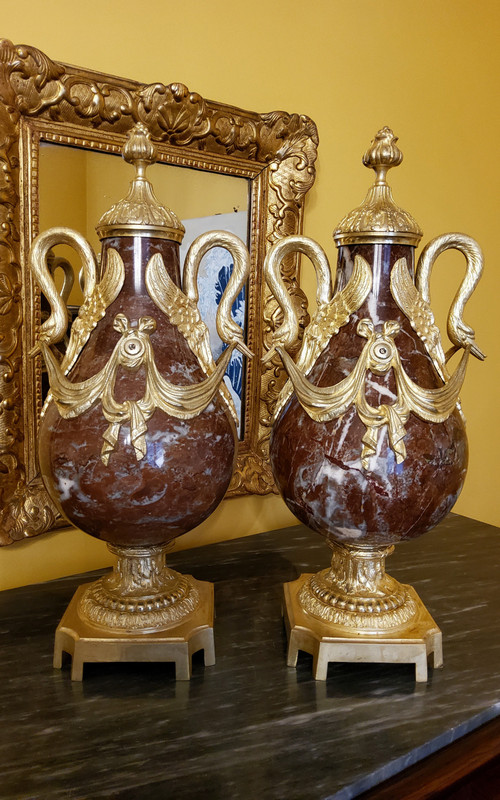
xmin=264 ymin=235 xmax=372 ymax=420
xmin=390 ymin=256 xmax=448 ymax=381
xmin=145 ymin=251 xmax=215 ymax=375
xmin=62 ymin=246 xmax=125 ymax=375
xmin=295 ymin=254 xmax=373 ymax=375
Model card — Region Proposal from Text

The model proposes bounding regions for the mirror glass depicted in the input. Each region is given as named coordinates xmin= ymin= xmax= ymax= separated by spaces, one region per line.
xmin=39 ymin=142 xmax=250 ymax=435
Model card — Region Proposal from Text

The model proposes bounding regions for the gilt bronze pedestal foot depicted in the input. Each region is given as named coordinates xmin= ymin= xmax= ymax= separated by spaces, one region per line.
xmin=54 ymin=579 xmax=215 ymax=681
xmin=284 ymin=574 xmax=442 ymax=682
xmin=53 ymin=546 xmax=215 ymax=681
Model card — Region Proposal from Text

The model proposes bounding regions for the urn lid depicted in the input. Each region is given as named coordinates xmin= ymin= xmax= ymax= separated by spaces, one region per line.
xmin=333 ymin=127 xmax=423 ymax=247
xmin=96 ymin=123 xmax=185 ymax=242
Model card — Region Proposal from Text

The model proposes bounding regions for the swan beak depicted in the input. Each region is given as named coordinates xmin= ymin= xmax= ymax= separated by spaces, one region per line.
xmin=262 ymin=346 xmax=277 ymax=364
xmin=235 ymin=340 xmax=254 ymax=359
xmin=470 ymin=342 xmax=486 ymax=360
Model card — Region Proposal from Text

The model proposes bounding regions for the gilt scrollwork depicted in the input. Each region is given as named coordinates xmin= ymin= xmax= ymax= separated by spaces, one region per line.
xmin=0 ymin=478 xmax=59 ymax=541
xmin=259 ymin=118 xmax=318 ymax=459
xmin=0 ymin=55 xmax=23 ymax=543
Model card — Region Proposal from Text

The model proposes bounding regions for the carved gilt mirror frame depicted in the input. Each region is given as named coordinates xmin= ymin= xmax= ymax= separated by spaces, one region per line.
xmin=0 ymin=39 xmax=317 ymax=545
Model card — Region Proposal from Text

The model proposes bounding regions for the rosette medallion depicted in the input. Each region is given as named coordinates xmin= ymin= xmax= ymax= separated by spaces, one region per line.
xmin=264 ymin=128 xmax=484 ymax=680
xmin=31 ymin=124 xmax=251 ymax=679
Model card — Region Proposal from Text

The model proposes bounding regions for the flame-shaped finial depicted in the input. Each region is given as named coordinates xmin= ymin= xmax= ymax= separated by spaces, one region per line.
xmin=362 ymin=127 xmax=403 ymax=186
xmin=123 ymin=123 xmax=157 ymax=179
xmin=333 ymin=127 xmax=422 ymax=247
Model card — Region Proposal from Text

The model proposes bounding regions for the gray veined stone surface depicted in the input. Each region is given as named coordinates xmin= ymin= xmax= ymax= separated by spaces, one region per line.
xmin=0 ymin=513 xmax=498 ymax=799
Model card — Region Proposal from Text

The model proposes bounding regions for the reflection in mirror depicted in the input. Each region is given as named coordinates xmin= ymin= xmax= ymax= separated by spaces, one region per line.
xmin=38 ymin=143 xmax=250 ymax=435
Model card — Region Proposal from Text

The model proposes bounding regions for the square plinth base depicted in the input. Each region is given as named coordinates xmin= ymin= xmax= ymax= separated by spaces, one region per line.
xmin=54 ymin=578 xmax=215 ymax=681
xmin=284 ymin=575 xmax=443 ymax=682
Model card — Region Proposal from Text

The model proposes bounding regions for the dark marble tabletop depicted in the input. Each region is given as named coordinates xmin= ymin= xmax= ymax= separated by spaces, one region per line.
xmin=0 ymin=513 xmax=499 ymax=800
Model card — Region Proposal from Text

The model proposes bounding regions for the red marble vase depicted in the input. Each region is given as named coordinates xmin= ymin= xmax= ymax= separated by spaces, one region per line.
xmin=264 ymin=127 xmax=484 ymax=643
xmin=31 ymin=124 xmax=250 ymax=636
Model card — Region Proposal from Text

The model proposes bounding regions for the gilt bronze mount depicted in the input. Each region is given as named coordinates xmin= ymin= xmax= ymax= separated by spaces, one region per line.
xmin=32 ymin=122 xmax=256 ymax=677
xmin=284 ymin=577 xmax=443 ymax=682
xmin=54 ymin=575 xmax=215 ymax=681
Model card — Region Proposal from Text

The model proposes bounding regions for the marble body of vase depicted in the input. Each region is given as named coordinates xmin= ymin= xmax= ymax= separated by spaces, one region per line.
xmin=38 ymin=235 xmax=237 ymax=547
xmin=270 ymin=242 xmax=468 ymax=547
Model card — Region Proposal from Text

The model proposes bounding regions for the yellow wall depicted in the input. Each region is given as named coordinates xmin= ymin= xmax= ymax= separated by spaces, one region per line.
xmin=1 ymin=0 xmax=499 ymax=589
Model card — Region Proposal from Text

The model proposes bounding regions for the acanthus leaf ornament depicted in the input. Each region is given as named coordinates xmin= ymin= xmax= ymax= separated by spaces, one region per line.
xmin=333 ymin=127 xmax=423 ymax=247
